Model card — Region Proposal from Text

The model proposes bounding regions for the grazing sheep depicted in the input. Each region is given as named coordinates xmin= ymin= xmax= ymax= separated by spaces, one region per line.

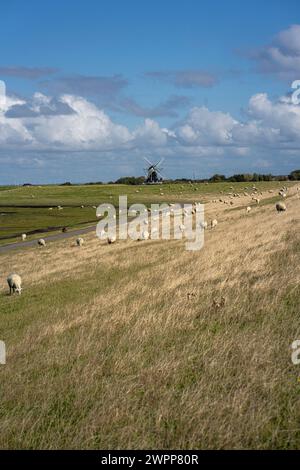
xmin=138 ymin=230 xmax=149 ymax=241
xmin=38 ymin=238 xmax=46 ymax=247
xmin=200 ymin=221 xmax=208 ymax=230
xmin=7 ymin=273 xmax=22 ymax=295
xmin=276 ymin=202 xmax=286 ymax=212
xmin=21 ymin=233 xmax=27 ymax=241
xmin=76 ymin=237 xmax=84 ymax=246
xmin=246 ymin=206 xmax=251 ymax=214
xmin=107 ymin=236 xmax=116 ymax=244
xmin=211 ymin=219 xmax=218 ymax=229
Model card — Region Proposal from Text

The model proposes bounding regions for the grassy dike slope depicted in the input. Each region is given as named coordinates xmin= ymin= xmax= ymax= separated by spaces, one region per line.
xmin=0 ymin=189 xmax=299 ymax=448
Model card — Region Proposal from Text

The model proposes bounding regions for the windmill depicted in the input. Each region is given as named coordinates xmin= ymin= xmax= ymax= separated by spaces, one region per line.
xmin=143 ymin=157 xmax=165 ymax=184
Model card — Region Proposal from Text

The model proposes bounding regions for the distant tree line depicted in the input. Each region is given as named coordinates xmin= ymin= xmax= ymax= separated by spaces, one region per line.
xmin=26 ymin=169 xmax=299 ymax=187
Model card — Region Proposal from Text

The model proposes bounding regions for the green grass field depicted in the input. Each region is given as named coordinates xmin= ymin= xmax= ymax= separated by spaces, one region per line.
xmin=0 ymin=181 xmax=289 ymax=245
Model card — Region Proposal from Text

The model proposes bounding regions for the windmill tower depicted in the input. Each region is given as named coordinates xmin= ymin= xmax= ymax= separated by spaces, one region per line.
xmin=144 ymin=157 xmax=164 ymax=184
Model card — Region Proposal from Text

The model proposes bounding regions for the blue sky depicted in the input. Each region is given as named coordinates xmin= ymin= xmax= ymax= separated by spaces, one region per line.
xmin=0 ymin=0 xmax=300 ymax=183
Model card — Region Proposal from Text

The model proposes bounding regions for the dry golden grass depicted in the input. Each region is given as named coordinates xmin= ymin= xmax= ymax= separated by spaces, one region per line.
xmin=0 ymin=186 xmax=300 ymax=449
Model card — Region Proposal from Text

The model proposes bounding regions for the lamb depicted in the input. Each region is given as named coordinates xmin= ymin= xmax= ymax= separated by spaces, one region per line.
xmin=246 ymin=206 xmax=251 ymax=214
xmin=76 ymin=237 xmax=84 ymax=246
xmin=7 ymin=273 xmax=22 ymax=295
xmin=38 ymin=238 xmax=46 ymax=247
xmin=21 ymin=233 xmax=27 ymax=241
xmin=275 ymin=202 xmax=286 ymax=212
xmin=211 ymin=219 xmax=218 ymax=229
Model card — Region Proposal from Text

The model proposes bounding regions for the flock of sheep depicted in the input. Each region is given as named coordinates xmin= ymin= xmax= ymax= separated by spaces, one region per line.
xmin=6 ymin=184 xmax=295 ymax=296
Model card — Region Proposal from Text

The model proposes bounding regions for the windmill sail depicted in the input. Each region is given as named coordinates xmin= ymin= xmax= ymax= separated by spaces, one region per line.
xmin=143 ymin=157 xmax=164 ymax=183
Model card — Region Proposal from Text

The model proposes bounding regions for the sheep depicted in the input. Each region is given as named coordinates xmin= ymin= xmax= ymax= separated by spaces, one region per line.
xmin=7 ymin=273 xmax=22 ymax=295
xmin=199 ymin=221 xmax=208 ymax=230
xmin=211 ymin=219 xmax=218 ymax=229
xmin=107 ymin=236 xmax=116 ymax=244
xmin=275 ymin=202 xmax=286 ymax=212
xmin=179 ymin=224 xmax=185 ymax=232
xmin=38 ymin=238 xmax=46 ymax=247
xmin=21 ymin=233 xmax=27 ymax=241
xmin=246 ymin=206 xmax=251 ymax=214
xmin=76 ymin=237 xmax=84 ymax=246
xmin=138 ymin=230 xmax=149 ymax=241
xmin=62 ymin=227 xmax=67 ymax=233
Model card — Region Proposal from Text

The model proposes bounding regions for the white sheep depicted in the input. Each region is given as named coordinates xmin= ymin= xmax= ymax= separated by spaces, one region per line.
xmin=246 ymin=206 xmax=251 ymax=214
xmin=276 ymin=202 xmax=286 ymax=212
xmin=21 ymin=233 xmax=27 ymax=241
xmin=76 ymin=237 xmax=84 ymax=246
xmin=7 ymin=273 xmax=22 ymax=295
xmin=138 ymin=230 xmax=150 ymax=241
xmin=142 ymin=230 xmax=149 ymax=240
xmin=38 ymin=238 xmax=46 ymax=247
xmin=199 ymin=221 xmax=208 ymax=230
xmin=211 ymin=219 xmax=218 ymax=229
